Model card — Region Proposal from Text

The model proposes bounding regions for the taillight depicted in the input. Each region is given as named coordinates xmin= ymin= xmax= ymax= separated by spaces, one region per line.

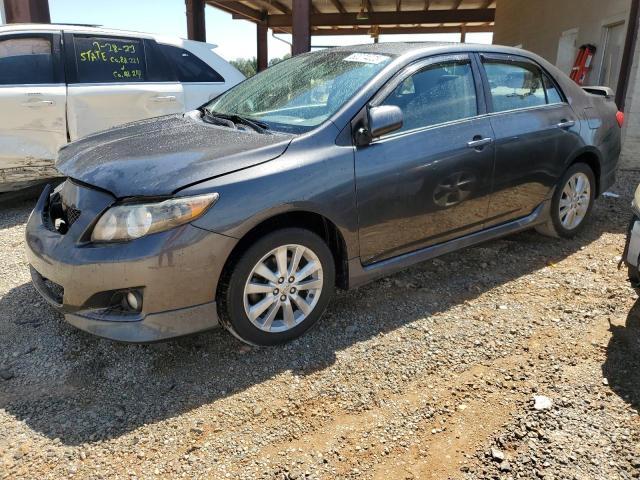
xmin=616 ymin=111 xmax=625 ymax=128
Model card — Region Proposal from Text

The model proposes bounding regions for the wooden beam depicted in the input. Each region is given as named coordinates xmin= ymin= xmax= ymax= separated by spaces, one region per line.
xmin=365 ymin=0 xmax=374 ymax=13
xmin=186 ymin=0 xmax=206 ymax=41
xmin=617 ymin=0 xmax=640 ymax=109
xmin=292 ymin=0 xmax=311 ymax=55
xmin=207 ymin=0 xmax=264 ymax=22
xmin=329 ymin=0 xmax=347 ymax=14
xmin=453 ymin=0 xmax=464 ymax=9
xmin=396 ymin=0 xmax=401 ymax=12
xmin=4 ymin=0 xmax=50 ymax=23
xmin=424 ymin=1 xmax=430 ymax=10
xmin=257 ymin=22 xmax=268 ymax=71
xmin=312 ymin=25 xmax=493 ymax=35
xmin=268 ymin=9 xmax=496 ymax=27
xmin=252 ymin=0 xmax=289 ymax=14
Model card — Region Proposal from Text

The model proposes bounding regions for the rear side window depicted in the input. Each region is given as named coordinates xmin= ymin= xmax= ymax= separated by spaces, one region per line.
xmin=381 ymin=59 xmax=477 ymax=133
xmin=0 ymin=36 xmax=55 ymax=85
xmin=158 ymin=44 xmax=224 ymax=83
xmin=73 ymin=35 xmax=147 ymax=83
xmin=483 ymin=60 xmax=547 ymax=112
xmin=544 ymin=73 xmax=563 ymax=104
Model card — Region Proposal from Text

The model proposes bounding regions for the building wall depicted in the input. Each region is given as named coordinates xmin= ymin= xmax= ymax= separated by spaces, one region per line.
xmin=494 ymin=0 xmax=640 ymax=169
xmin=494 ymin=0 xmax=631 ymax=83
xmin=621 ymin=27 xmax=640 ymax=169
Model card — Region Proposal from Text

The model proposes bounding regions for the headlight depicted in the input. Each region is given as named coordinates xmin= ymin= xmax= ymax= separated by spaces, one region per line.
xmin=91 ymin=193 xmax=219 ymax=242
xmin=633 ymin=185 xmax=640 ymax=216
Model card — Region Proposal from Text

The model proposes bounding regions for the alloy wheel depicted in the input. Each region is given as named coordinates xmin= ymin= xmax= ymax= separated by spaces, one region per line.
xmin=243 ymin=244 xmax=323 ymax=333
xmin=559 ymin=172 xmax=591 ymax=230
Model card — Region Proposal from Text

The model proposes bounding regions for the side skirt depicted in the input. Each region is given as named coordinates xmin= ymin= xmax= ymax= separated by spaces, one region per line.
xmin=347 ymin=201 xmax=550 ymax=289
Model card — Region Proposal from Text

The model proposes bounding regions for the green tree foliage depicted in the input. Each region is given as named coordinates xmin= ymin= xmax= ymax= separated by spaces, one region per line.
xmin=230 ymin=57 xmax=257 ymax=78
xmin=231 ymin=54 xmax=292 ymax=77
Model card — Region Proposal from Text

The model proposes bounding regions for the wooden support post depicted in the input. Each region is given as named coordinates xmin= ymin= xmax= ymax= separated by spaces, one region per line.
xmin=185 ymin=0 xmax=206 ymax=42
xmin=257 ymin=22 xmax=268 ymax=72
xmin=617 ymin=0 xmax=640 ymax=110
xmin=4 ymin=0 xmax=50 ymax=23
xmin=292 ymin=0 xmax=311 ymax=55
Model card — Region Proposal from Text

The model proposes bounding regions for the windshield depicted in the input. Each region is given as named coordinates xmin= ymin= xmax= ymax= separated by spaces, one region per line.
xmin=206 ymin=50 xmax=395 ymax=133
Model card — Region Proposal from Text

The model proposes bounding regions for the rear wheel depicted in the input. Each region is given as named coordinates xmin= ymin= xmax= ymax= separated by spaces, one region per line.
xmin=218 ymin=228 xmax=335 ymax=345
xmin=536 ymin=162 xmax=595 ymax=238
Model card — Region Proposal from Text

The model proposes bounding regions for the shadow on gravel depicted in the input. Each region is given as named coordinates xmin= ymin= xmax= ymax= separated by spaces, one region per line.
xmin=0 ymin=193 xmax=631 ymax=446
xmin=603 ymin=299 xmax=640 ymax=412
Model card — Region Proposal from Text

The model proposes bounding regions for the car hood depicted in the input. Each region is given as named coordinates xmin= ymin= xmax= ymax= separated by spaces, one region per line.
xmin=56 ymin=113 xmax=293 ymax=198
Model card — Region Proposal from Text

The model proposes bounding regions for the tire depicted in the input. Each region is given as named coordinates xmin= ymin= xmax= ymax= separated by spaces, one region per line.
xmin=217 ymin=228 xmax=335 ymax=346
xmin=628 ymin=265 xmax=640 ymax=295
xmin=535 ymin=162 xmax=596 ymax=239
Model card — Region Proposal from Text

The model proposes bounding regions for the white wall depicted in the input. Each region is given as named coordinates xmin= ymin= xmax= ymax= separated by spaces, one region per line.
xmin=493 ymin=0 xmax=631 ymax=85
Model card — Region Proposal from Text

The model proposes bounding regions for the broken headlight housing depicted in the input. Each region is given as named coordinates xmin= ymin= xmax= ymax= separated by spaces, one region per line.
xmin=91 ymin=193 xmax=219 ymax=243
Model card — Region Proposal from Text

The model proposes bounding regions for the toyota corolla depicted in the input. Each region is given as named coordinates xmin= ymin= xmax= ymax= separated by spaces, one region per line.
xmin=25 ymin=43 xmax=622 ymax=345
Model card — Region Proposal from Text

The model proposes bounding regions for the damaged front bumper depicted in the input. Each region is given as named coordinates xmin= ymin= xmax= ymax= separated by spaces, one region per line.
xmin=24 ymin=181 xmax=236 ymax=342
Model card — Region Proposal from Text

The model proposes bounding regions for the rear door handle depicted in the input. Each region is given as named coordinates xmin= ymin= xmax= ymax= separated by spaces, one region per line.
xmin=21 ymin=100 xmax=54 ymax=107
xmin=467 ymin=137 xmax=493 ymax=149
xmin=151 ymin=95 xmax=177 ymax=103
xmin=556 ymin=120 xmax=576 ymax=129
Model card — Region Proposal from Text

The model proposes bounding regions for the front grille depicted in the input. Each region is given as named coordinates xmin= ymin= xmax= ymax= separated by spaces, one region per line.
xmin=66 ymin=205 xmax=81 ymax=226
xmin=43 ymin=190 xmax=81 ymax=234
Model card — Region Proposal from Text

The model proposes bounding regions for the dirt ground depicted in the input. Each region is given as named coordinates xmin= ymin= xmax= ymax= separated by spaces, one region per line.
xmin=1 ymin=171 xmax=639 ymax=480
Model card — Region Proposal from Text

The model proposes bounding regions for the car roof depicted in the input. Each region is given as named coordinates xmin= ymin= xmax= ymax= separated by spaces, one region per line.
xmin=324 ymin=41 xmax=539 ymax=60
xmin=0 ymin=23 xmax=218 ymax=48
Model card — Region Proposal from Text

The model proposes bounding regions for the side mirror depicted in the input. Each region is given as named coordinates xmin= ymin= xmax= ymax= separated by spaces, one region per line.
xmin=368 ymin=105 xmax=403 ymax=139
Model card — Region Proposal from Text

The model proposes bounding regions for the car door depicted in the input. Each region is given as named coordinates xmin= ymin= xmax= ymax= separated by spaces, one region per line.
xmin=64 ymin=32 xmax=185 ymax=140
xmin=0 ymin=31 xmax=67 ymax=191
xmin=354 ymin=54 xmax=495 ymax=265
xmin=156 ymin=42 xmax=229 ymax=110
xmin=479 ymin=53 xmax=581 ymax=226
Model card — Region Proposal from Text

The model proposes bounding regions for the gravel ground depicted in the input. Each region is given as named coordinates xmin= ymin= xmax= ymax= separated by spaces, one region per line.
xmin=1 ymin=172 xmax=639 ymax=480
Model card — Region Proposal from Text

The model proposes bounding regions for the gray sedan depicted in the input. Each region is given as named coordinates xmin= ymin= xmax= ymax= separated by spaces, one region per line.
xmin=26 ymin=43 xmax=622 ymax=345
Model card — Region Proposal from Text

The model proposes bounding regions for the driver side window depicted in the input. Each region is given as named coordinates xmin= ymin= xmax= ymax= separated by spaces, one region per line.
xmin=380 ymin=59 xmax=478 ymax=134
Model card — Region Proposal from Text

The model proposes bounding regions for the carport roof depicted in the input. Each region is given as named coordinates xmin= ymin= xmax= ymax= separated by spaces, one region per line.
xmin=207 ymin=0 xmax=496 ymax=36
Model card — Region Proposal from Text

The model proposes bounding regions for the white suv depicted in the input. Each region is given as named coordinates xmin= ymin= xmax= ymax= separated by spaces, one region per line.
xmin=0 ymin=24 xmax=245 ymax=192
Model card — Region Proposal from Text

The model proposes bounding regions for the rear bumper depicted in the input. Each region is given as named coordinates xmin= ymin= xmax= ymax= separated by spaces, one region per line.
xmin=25 ymin=182 xmax=237 ymax=342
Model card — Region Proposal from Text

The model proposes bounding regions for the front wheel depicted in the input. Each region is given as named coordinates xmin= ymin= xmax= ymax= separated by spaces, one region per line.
xmin=536 ymin=162 xmax=595 ymax=238
xmin=218 ymin=228 xmax=335 ymax=346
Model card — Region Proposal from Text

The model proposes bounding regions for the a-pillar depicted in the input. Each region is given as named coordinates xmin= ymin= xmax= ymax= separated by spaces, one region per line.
xmin=292 ymin=0 xmax=311 ymax=55
xmin=185 ymin=0 xmax=206 ymax=42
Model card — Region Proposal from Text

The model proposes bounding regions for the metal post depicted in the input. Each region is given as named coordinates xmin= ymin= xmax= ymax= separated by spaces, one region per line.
xmin=292 ymin=0 xmax=311 ymax=55
xmin=185 ymin=0 xmax=206 ymax=42
xmin=461 ymin=26 xmax=467 ymax=43
xmin=4 ymin=0 xmax=50 ymax=23
xmin=257 ymin=22 xmax=268 ymax=71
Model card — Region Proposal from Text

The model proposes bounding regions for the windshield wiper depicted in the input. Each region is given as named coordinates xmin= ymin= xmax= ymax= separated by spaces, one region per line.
xmin=202 ymin=109 xmax=269 ymax=134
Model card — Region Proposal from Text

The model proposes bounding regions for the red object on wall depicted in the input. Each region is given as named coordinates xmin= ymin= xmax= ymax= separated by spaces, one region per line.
xmin=570 ymin=44 xmax=597 ymax=85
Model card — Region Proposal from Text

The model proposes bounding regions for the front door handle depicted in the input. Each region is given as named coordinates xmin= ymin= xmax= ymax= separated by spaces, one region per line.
xmin=21 ymin=100 xmax=54 ymax=107
xmin=556 ymin=120 xmax=576 ymax=129
xmin=467 ymin=137 xmax=493 ymax=150
xmin=151 ymin=95 xmax=177 ymax=103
